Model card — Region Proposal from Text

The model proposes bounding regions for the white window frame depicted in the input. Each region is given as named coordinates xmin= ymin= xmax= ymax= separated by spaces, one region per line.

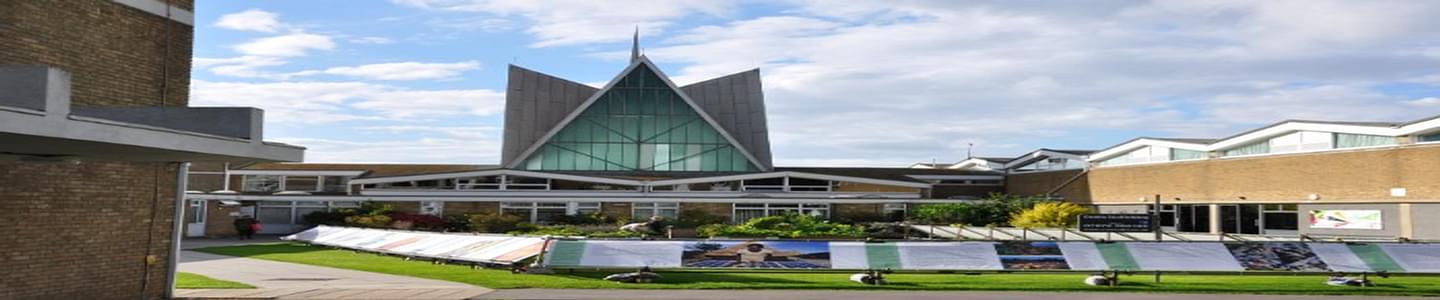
xmin=731 ymin=203 xmax=830 ymax=223
xmin=500 ymin=201 xmax=599 ymax=223
xmin=243 ymin=175 xmax=332 ymax=193
xmin=882 ymin=203 xmax=907 ymax=219
xmin=420 ymin=201 xmax=444 ymax=216
xmin=241 ymin=175 xmax=283 ymax=192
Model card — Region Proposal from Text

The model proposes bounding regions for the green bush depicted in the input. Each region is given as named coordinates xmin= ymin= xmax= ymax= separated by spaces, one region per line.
xmin=548 ymin=212 xmax=618 ymax=226
xmin=911 ymin=193 xmax=1057 ymax=227
xmin=344 ymin=214 xmax=392 ymax=228
xmin=466 ymin=213 xmax=529 ymax=233
xmin=510 ymin=225 xmax=644 ymax=238
xmin=833 ymin=211 xmax=891 ymax=224
xmin=697 ymin=214 xmax=865 ymax=238
xmin=301 ymin=210 xmax=354 ymax=226
xmin=674 ymin=209 xmax=727 ymax=228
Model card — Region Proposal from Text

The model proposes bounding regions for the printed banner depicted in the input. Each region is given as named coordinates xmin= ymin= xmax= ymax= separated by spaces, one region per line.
xmin=1126 ymin=243 xmax=1245 ymax=271
xmin=1378 ymin=244 xmax=1440 ymax=273
xmin=283 ymin=225 xmax=545 ymax=264
xmin=682 ymin=240 xmax=832 ymax=268
xmin=996 ymin=241 xmax=1070 ymax=270
xmin=1225 ymin=242 xmax=1328 ymax=271
xmin=1309 ymin=210 xmax=1383 ymax=230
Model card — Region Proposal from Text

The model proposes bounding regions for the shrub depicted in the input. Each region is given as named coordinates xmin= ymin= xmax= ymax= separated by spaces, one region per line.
xmin=833 ymin=211 xmax=891 ymax=224
xmin=387 ymin=213 xmax=446 ymax=231
xmin=443 ymin=215 xmax=471 ymax=232
xmin=912 ymin=193 xmax=1057 ymax=227
xmin=674 ymin=209 xmax=727 ymax=228
xmin=509 ymin=225 xmax=644 ymax=238
xmin=300 ymin=210 xmax=353 ymax=226
xmin=548 ymin=212 xmax=617 ymax=226
xmin=1010 ymin=202 xmax=1091 ymax=228
xmin=344 ymin=214 xmax=392 ymax=228
xmin=467 ymin=213 xmax=528 ymax=233
xmin=697 ymin=214 xmax=865 ymax=238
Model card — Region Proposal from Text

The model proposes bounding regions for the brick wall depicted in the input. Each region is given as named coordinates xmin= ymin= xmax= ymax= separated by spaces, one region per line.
xmin=442 ymin=202 xmax=498 ymax=217
xmin=1088 ymin=144 xmax=1440 ymax=203
xmin=681 ymin=203 xmax=733 ymax=223
xmin=1005 ymin=169 xmax=1090 ymax=201
xmin=0 ymin=161 xmax=179 ymax=300
xmin=0 ymin=0 xmax=194 ymax=107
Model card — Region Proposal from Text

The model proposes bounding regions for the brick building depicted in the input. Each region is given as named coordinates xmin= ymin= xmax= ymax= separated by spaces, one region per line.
xmin=1 ymin=1 xmax=300 ymax=299
xmin=994 ymin=118 xmax=1440 ymax=240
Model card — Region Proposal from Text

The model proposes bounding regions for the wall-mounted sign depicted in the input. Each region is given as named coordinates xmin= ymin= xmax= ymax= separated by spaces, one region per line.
xmin=1309 ymin=210 xmax=1382 ymax=230
xmin=1078 ymin=214 xmax=1154 ymax=232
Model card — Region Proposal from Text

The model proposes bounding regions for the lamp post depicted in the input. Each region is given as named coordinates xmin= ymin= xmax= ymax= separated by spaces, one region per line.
xmin=1153 ymin=194 xmax=1162 ymax=242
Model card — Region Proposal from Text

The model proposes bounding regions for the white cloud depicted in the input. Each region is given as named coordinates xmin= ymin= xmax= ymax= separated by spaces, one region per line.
xmin=190 ymin=80 xmax=505 ymax=123
xmin=233 ymin=32 xmax=337 ymax=57
xmin=350 ymin=37 xmax=396 ymax=44
xmin=308 ymin=61 xmax=482 ymax=80
xmin=1407 ymin=97 xmax=1440 ymax=107
xmin=630 ymin=0 xmax=1440 ymax=164
xmin=393 ymin=0 xmax=734 ymax=47
xmin=215 ymin=9 xmax=283 ymax=32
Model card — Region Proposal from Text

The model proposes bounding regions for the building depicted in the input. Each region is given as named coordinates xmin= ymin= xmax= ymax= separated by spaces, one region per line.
xmin=183 ymin=43 xmax=1006 ymax=236
xmin=1005 ymin=117 xmax=1440 ymax=240
xmin=0 ymin=1 xmax=301 ymax=299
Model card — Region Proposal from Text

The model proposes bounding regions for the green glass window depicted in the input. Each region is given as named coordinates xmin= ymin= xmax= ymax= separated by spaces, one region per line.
xmin=1223 ymin=141 xmax=1269 ymax=156
xmin=1422 ymin=133 xmax=1440 ymax=143
xmin=1169 ymin=148 xmax=1207 ymax=161
xmin=1334 ymin=133 xmax=1396 ymax=148
xmin=520 ymin=65 xmax=758 ymax=172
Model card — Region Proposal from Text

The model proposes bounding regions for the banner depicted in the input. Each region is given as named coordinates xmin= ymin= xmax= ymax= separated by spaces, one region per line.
xmin=682 ymin=240 xmax=832 ymax=268
xmin=1225 ymin=243 xmax=1328 ymax=271
xmin=1378 ymin=244 xmax=1440 ymax=273
xmin=1123 ymin=243 xmax=1245 ymax=271
xmin=283 ymin=226 xmax=545 ymax=264
xmin=996 ymin=241 xmax=1069 ymax=270
xmin=1309 ymin=210 xmax=1383 ymax=230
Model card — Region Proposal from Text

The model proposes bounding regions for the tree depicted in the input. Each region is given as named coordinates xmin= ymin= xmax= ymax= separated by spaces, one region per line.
xmin=1009 ymin=202 xmax=1091 ymax=228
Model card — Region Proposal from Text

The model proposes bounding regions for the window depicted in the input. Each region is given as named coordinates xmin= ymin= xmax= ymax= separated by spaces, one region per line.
xmin=1421 ymin=133 xmax=1440 ymax=143
xmin=633 ymin=202 xmax=679 ymax=220
xmin=187 ymin=200 xmax=205 ymax=223
xmin=1157 ymin=205 xmax=1176 ymax=227
xmin=420 ymin=201 xmax=444 ymax=216
xmin=1016 ymin=157 xmax=1082 ymax=171
xmin=242 ymin=175 xmax=282 ymax=192
xmin=500 ymin=202 xmax=600 ymax=224
xmin=1169 ymin=149 xmax=1206 ymax=161
xmin=741 ymin=177 xmax=785 ymax=192
xmin=732 ymin=203 xmax=830 ymax=223
xmin=787 ymin=178 xmax=832 ymax=192
xmin=321 ymin=176 xmax=350 ymax=193
xmin=883 ymin=203 xmax=907 ymax=221
xmin=518 ymin=65 xmax=758 ymax=172
xmin=1223 ymin=141 xmax=1269 ymax=156
xmin=1334 ymin=133 xmax=1395 ymax=149
xmin=284 ymin=176 xmax=319 ymax=192
xmin=1262 ymin=204 xmax=1298 ymax=231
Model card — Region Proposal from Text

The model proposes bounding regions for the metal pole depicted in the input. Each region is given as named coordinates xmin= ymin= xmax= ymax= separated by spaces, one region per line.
xmin=166 ymin=162 xmax=190 ymax=299
xmin=1153 ymin=194 xmax=1162 ymax=242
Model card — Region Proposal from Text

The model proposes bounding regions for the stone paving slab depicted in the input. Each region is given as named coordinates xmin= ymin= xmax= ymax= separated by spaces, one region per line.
xmin=174 ymin=288 xmax=492 ymax=300
xmin=473 ymin=289 xmax=1423 ymax=300
xmin=179 ymin=250 xmax=478 ymax=289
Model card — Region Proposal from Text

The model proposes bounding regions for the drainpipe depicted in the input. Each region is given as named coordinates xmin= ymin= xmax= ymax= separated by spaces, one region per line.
xmin=166 ymin=162 xmax=190 ymax=299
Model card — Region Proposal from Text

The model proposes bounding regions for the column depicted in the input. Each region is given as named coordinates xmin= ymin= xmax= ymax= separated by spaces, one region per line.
xmin=1208 ymin=204 xmax=1221 ymax=234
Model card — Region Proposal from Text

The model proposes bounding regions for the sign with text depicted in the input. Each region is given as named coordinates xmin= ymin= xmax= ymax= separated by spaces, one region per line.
xmin=1078 ymin=214 xmax=1154 ymax=232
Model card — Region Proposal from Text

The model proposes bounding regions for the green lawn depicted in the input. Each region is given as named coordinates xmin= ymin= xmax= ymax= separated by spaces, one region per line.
xmin=176 ymin=272 xmax=255 ymax=289
xmin=194 ymin=243 xmax=1440 ymax=296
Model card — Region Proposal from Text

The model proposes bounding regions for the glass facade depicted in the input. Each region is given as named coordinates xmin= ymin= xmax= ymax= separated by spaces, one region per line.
xmin=1169 ymin=148 xmax=1207 ymax=161
xmin=1223 ymin=141 xmax=1269 ymax=156
xmin=1333 ymin=133 xmax=1395 ymax=148
xmin=521 ymin=65 xmax=757 ymax=172
xmin=1422 ymin=133 xmax=1440 ymax=143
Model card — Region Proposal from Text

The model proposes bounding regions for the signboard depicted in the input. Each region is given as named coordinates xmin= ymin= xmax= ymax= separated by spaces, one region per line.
xmin=1078 ymin=214 xmax=1154 ymax=232
xmin=1308 ymin=210 xmax=1382 ymax=230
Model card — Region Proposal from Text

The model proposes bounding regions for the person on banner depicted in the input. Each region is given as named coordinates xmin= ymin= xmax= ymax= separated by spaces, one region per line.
xmin=233 ymin=216 xmax=258 ymax=240
xmin=736 ymin=243 xmax=774 ymax=267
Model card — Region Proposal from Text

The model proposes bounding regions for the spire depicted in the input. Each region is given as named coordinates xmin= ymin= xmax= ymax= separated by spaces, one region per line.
xmin=630 ymin=26 xmax=640 ymax=63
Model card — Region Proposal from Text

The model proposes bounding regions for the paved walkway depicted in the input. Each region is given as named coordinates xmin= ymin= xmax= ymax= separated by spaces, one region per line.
xmin=177 ymin=250 xmax=490 ymax=299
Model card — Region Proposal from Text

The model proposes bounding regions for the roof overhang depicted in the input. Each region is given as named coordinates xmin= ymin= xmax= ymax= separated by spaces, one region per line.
xmin=186 ymin=193 xmax=973 ymax=204
xmin=0 ymin=66 xmax=302 ymax=162
xmin=1087 ymin=138 xmax=1211 ymax=162
xmin=648 ymin=171 xmax=931 ymax=189
xmin=1002 ymin=149 xmax=1088 ymax=169
xmin=228 ymin=170 xmax=367 ymax=177
xmin=348 ymin=169 xmax=647 ymax=186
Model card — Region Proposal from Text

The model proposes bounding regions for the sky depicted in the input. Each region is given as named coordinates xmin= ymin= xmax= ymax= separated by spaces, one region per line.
xmin=189 ymin=0 xmax=1440 ymax=166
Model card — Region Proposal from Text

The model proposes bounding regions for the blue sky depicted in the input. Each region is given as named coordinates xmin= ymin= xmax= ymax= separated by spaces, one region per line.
xmin=189 ymin=1 xmax=1440 ymax=166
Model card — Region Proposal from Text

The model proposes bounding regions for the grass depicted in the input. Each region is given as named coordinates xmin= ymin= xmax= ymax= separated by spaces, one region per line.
xmin=175 ymin=272 xmax=255 ymax=289
xmin=195 ymin=243 xmax=1440 ymax=296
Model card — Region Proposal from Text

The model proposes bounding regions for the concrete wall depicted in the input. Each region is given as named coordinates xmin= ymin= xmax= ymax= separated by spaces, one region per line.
xmin=1412 ymin=204 xmax=1440 ymax=240
xmin=0 ymin=161 xmax=178 ymax=300
xmin=1087 ymin=144 xmax=1440 ymax=203
xmin=1298 ymin=203 xmax=1402 ymax=239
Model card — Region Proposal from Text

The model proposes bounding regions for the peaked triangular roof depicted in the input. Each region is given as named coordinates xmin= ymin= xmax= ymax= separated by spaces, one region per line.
xmin=680 ymin=68 xmax=773 ymax=169
xmin=503 ymin=56 xmax=771 ymax=171
xmin=499 ymin=65 xmax=602 ymax=167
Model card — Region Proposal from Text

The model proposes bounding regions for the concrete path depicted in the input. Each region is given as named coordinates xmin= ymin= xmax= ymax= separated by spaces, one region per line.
xmin=474 ymin=289 xmax=1426 ymax=300
xmin=177 ymin=250 xmax=490 ymax=299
